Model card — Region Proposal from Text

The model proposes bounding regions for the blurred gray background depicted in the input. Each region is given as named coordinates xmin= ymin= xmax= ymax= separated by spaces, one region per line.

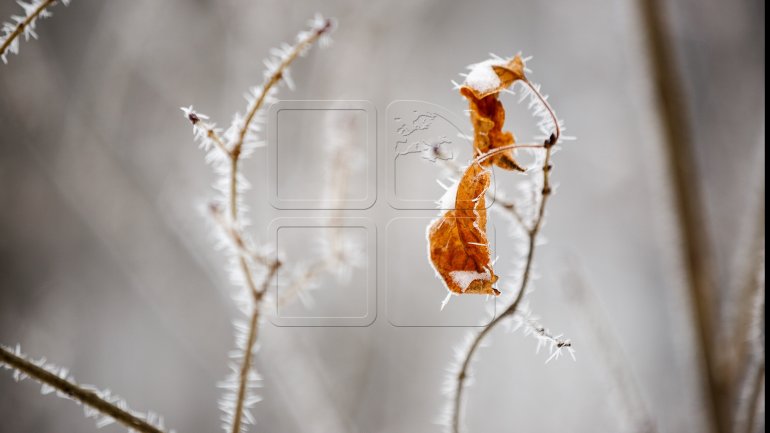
xmin=0 ymin=0 xmax=764 ymax=432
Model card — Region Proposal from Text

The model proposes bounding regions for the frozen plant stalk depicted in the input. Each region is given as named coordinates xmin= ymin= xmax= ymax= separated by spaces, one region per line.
xmin=0 ymin=0 xmax=70 ymax=64
xmin=181 ymin=14 xmax=335 ymax=433
xmin=431 ymin=54 xmax=573 ymax=433
xmin=0 ymin=344 xmax=170 ymax=433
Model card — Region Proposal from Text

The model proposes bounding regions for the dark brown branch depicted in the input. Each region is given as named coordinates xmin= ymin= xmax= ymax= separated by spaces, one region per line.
xmin=638 ymin=0 xmax=726 ymax=432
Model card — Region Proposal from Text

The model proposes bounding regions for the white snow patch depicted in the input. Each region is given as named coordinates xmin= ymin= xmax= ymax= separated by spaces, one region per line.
xmin=450 ymin=269 xmax=491 ymax=292
xmin=464 ymin=60 xmax=504 ymax=94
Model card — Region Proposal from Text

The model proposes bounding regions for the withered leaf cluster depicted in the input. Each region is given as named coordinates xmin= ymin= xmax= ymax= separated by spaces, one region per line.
xmin=428 ymin=55 xmax=527 ymax=296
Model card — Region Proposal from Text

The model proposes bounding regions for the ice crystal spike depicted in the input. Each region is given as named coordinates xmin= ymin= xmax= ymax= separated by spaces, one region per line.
xmin=182 ymin=14 xmax=338 ymax=433
xmin=0 ymin=344 xmax=171 ymax=433
xmin=0 ymin=0 xmax=69 ymax=64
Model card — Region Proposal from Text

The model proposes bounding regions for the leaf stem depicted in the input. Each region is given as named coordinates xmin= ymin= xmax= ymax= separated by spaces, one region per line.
xmin=472 ymin=143 xmax=546 ymax=166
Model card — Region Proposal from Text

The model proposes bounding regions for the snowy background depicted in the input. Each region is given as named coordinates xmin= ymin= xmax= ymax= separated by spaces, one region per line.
xmin=0 ymin=0 xmax=764 ymax=432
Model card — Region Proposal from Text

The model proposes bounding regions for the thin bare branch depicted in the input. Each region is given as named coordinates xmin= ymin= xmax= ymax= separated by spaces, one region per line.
xmin=190 ymin=17 xmax=332 ymax=433
xmin=209 ymin=203 xmax=263 ymax=263
xmin=223 ymin=16 xmax=334 ymax=311
xmin=231 ymin=261 xmax=281 ymax=433
xmin=0 ymin=0 xmax=61 ymax=64
xmin=0 ymin=345 xmax=166 ymax=433
xmin=228 ymin=18 xmax=335 ymax=222
xmin=231 ymin=18 xmax=333 ymax=159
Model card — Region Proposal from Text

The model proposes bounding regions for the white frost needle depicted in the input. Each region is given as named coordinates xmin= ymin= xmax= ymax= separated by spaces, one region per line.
xmin=182 ymin=14 xmax=336 ymax=433
xmin=0 ymin=0 xmax=70 ymax=64
xmin=443 ymin=54 xmax=572 ymax=433
xmin=0 ymin=344 xmax=170 ymax=433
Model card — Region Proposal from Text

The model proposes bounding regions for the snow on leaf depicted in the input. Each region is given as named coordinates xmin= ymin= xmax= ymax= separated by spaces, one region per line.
xmin=460 ymin=54 xmax=527 ymax=172
xmin=427 ymin=163 xmax=499 ymax=296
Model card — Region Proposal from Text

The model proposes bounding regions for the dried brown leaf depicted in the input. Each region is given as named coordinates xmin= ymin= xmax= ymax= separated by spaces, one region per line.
xmin=460 ymin=55 xmax=527 ymax=172
xmin=428 ymin=163 xmax=500 ymax=295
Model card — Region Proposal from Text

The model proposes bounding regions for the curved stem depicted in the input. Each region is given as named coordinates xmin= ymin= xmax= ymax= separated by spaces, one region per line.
xmin=451 ymin=77 xmax=560 ymax=433
xmin=523 ymin=78 xmax=561 ymax=140
xmin=451 ymin=182 xmax=545 ymax=433
xmin=473 ymin=143 xmax=546 ymax=166
xmin=0 ymin=346 xmax=165 ymax=433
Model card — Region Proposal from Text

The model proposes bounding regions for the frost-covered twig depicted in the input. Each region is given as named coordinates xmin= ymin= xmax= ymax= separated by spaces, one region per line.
xmin=227 ymin=15 xmax=334 ymax=222
xmin=0 ymin=0 xmax=68 ymax=64
xmin=209 ymin=202 xmax=282 ymax=433
xmin=450 ymin=77 xmax=563 ymax=433
xmin=510 ymin=303 xmax=575 ymax=364
xmin=182 ymin=14 xmax=335 ymax=433
xmin=209 ymin=203 xmax=273 ymax=268
xmin=229 ymin=260 xmax=280 ymax=433
xmin=0 ymin=344 xmax=169 ymax=433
